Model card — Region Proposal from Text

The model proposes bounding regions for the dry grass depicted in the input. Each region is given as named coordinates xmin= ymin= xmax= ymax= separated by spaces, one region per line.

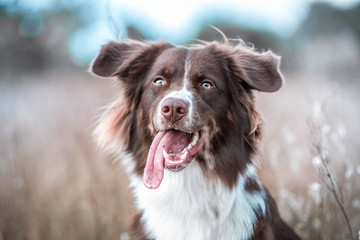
xmin=0 ymin=72 xmax=359 ymax=239
xmin=257 ymin=74 xmax=360 ymax=239
xmin=0 ymin=74 xmax=134 ymax=240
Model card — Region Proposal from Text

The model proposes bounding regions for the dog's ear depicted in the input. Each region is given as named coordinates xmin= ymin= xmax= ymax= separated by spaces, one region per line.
xmin=90 ymin=40 xmax=174 ymax=78
xmin=232 ymin=48 xmax=283 ymax=92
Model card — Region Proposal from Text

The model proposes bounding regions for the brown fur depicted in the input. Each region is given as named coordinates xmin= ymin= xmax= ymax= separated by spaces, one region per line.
xmin=91 ymin=39 xmax=300 ymax=240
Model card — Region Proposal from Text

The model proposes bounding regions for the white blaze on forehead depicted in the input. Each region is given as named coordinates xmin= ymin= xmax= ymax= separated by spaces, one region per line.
xmin=158 ymin=60 xmax=194 ymax=114
xmin=163 ymin=59 xmax=192 ymax=101
xmin=183 ymin=60 xmax=192 ymax=89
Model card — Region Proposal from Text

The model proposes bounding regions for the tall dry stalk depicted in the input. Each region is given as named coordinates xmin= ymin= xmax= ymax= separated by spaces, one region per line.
xmin=309 ymin=102 xmax=356 ymax=240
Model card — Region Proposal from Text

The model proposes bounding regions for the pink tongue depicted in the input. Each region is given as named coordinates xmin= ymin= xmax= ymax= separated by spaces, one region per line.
xmin=143 ymin=130 xmax=190 ymax=189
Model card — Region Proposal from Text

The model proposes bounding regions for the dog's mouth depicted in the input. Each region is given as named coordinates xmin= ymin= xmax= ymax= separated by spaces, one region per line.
xmin=143 ymin=129 xmax=204 ymax=189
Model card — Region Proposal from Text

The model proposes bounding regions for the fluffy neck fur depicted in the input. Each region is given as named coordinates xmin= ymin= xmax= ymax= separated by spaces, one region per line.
xmin=122 ymin=153 xmax=266 ymax=240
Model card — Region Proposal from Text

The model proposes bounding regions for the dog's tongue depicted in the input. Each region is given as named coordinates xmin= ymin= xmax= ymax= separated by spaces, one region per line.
xmin=143 ymin=130 xmax=190 ymax=189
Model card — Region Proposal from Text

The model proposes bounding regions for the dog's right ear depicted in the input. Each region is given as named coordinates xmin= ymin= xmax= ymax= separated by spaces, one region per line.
xmin=91 ymin=41 xmax=141 ymax=77
xmin=90 ymin=41 xmax=173 ymax=78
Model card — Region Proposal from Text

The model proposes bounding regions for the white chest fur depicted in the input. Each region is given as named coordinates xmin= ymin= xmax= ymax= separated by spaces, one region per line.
xmin=126 ymin=159 xmax=266 ymax=240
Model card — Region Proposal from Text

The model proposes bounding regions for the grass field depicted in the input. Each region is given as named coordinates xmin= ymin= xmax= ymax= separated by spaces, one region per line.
xmin=0 ymin=72 xmax=359 ymax=239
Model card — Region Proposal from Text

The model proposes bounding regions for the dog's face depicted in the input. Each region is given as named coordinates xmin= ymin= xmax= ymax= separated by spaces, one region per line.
xmin=143 ymin=46 xmax=231 ymax=130
xmin=91 ymin=40 xmax=283 ymax=189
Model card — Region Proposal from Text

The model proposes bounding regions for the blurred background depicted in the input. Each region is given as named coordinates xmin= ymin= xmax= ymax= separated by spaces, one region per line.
xmin=1 ymin=0 xmax=360 ymax=239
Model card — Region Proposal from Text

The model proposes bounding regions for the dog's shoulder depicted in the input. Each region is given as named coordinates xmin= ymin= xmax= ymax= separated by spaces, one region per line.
xmin=252 ymin=188 xmax=301 ymax=240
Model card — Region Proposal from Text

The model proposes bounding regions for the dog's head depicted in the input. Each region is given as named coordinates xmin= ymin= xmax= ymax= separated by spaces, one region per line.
xmin=91 ymin=40 xmax=283 ymax=189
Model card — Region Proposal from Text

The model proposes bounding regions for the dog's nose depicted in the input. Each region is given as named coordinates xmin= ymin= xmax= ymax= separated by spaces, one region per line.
xmin=161 ymin=98 xmax=189 ymax=122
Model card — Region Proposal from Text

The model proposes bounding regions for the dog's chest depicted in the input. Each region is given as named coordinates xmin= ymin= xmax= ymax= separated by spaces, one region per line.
xmin=130 ymin=162 xmax=266 ymax=240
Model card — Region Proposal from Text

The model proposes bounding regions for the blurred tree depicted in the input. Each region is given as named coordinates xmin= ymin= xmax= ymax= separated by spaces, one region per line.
xmin=0 ymin=13 xmax=49 ymax=75
xmin=0 ymin=2 xmax=90 ymax=79
xmin=126 ymin=26 xmax=145 ymax=41
xmin=196 ymin=25 xmax=279 ymax=50
xmin=290 ymin=2 xmax=360 ymax=81
xmin=295 ymin=2 xmax=360 ymax=46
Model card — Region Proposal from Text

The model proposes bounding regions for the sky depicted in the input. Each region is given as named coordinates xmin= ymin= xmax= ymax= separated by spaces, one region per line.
xmin=80 ymin=0 xmax=359 ymax=63
xmin=3 ymin=0 xmax=360 ymax=63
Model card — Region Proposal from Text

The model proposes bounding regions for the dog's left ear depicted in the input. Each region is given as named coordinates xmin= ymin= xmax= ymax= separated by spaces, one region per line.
xmin=233 ymin=48 xmax=284 ymax=92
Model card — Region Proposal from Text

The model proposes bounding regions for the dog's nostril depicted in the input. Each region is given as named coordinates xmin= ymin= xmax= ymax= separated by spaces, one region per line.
xmin=176 ymin=107 xmax=186 ymax=114
xmin=162 ymin=105 xmax=171 ymax=114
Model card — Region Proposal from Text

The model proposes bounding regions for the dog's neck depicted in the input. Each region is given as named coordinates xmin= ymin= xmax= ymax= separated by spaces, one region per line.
xmin=124 ymin=155 xmax=266 ymax=240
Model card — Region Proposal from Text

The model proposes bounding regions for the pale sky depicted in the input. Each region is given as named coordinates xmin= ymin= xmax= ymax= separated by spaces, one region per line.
xmin=70 ymin=0 xmax=357 ymax=63
xmin=12 ymin=0 xmax=360 ymax=63
xmin=109 ymin=0 xmax=359 ymax=36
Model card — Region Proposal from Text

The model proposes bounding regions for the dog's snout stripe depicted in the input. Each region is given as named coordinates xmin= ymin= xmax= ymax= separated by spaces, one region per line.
xmin=156 ymin=60 xmax=194 ymax=128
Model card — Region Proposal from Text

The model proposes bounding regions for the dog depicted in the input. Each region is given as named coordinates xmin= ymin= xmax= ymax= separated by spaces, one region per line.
xmin=90 ymin=38 xmax=301 ymax=240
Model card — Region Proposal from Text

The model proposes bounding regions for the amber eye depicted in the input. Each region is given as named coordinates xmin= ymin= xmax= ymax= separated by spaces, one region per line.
xmin=154 ymin=78 xmax=165 ymax=85
xmin=201 ymin=81 xmax=213 ymax=88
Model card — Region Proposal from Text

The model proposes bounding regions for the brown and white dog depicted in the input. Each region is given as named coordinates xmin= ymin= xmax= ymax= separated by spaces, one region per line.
xmin=90 ymin=39 xmax=301 ymax=240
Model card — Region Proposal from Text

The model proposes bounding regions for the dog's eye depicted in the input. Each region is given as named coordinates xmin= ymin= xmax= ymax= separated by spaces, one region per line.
xmin=201 ymin=81 xmax=213 ymax=88
xmin=154 ymin=78 xmax=165 ymax=85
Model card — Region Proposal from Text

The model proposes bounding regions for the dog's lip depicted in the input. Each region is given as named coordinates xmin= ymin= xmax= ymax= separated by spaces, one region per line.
xmin=153 ymin=127 xmax=196 ymax=135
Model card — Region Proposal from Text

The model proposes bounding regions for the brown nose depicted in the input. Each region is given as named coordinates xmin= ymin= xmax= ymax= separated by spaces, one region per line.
xmin=161 ymin=98 xmax=189 ymax=122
